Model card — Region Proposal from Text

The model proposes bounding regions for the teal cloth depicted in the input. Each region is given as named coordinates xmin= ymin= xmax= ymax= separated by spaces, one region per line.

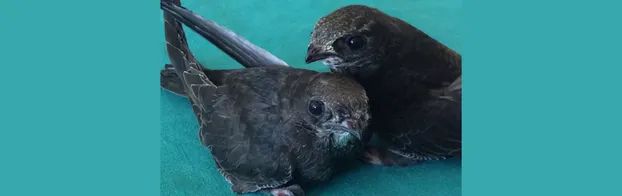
xmin=160 ymin=0 xmax=462 ymax=195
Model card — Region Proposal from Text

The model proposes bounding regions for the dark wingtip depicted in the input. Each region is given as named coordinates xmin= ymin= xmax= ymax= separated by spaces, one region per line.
xmin=160 ymin=2 xmax=289 ymax=68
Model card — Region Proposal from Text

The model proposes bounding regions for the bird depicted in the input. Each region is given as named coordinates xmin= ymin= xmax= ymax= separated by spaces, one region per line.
xmin=161 ymin=1 xmax=372 ymax=195
xmin=305 ymin=4 xmax=462 ymax=166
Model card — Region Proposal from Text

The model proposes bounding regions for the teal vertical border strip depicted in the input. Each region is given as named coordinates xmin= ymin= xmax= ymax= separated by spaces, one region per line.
xmin=465 ymin=0 xmax=621 ymax=195
xmin=0 ymin=0 xmax=160 ymax=195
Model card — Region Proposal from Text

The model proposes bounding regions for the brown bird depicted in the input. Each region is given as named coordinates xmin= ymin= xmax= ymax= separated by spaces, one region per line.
xmin=305 ymin=5 xmax=462 ymax=166
xmin=161 ymin=1 xmax=371 ymax=195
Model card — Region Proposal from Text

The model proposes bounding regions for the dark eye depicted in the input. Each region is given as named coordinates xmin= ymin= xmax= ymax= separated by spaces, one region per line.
xmin=345 ymin=35 xmax=366 ymax=51
xmin=308 ymin=100 xmax=325 ymax=116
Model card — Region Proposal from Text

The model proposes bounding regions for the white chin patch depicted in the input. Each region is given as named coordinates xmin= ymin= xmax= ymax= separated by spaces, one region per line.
xmin=333 ymin=131 xmax=353 ymax=144
xmin=321 ymin=57 xmax=344 ymax=69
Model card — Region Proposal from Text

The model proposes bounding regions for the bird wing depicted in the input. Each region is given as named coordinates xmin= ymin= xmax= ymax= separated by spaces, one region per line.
xmin=198 ymin=79 xmax=296 ymax=194
xmin=159 ymin=1 xmax=290 ymax=68
xmin=388 ymin=79 xmax=462 ymax=159
xmin=160 ymin=2 xmax=292 ymax=97
xmin=446 ymin=75 xmax=461 ymax=92
xmin=163 ymin=0 xmax=220 ymax=122
xmin=160 ymin=64 xmax=188 ymax=97
xmin=428 ymin=75 xmax=461 ymax=98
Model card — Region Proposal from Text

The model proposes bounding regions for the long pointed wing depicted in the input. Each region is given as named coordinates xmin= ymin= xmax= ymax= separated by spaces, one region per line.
xmin=160 ymin=2 xmax=289 ymax=68
xmin=162 ymin=0 xmax=217 ymax=119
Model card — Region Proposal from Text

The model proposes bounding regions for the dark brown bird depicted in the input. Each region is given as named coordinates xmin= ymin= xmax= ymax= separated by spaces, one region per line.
xmin=305 ymin=5 xmax=462 ymax=166
xmin=161 ymin=1 xmax=371 ymax=195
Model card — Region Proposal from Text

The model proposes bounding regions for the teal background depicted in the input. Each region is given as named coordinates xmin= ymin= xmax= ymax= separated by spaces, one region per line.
xmin=2 ymin=0 xmax=622 ymax=195
xmin=160 ymin=0 xmax=461 ymax=195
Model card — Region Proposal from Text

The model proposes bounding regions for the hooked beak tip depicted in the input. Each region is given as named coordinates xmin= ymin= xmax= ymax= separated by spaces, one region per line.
xmin=305 ymin=44 xmax=330 ymax=64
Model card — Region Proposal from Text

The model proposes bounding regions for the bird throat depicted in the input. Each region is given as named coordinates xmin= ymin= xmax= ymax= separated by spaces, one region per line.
xmin=330 ymin=132 xmax=359 ymax=155
xmin=321 ymin=57 xmax=345 ymax=70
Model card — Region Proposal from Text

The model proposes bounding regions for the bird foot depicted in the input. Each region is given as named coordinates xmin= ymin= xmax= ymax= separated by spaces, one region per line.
xmin=267 ymin=184 xmax=305 ymax=196
xmin=360 ymin=147 xmax=422 ymax=167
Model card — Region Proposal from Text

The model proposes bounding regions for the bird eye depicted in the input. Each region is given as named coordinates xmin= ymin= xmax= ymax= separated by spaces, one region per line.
xmin=308 ymin=100 xmax=325 ymax=116
xmin=345 ymin=35 xmax=366 ymax=51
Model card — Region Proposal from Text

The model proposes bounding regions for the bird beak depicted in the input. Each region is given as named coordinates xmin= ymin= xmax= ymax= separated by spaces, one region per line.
xmin=305 ymin=44 xmax=335 ymax=64
xmin=160 ymin=1 xmax=289 ymax=68
xmin=323 ymin=120 xmax=362 ymax=141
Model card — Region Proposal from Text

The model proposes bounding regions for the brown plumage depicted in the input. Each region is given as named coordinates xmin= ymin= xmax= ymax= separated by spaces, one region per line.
xmin=161 ymin=1 xmax=371 ymax=195
xmin=306 ymin=5 xmax=462 ymax=166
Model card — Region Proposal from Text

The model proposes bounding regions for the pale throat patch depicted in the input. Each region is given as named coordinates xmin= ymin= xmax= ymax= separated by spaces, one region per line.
xmin=331 ymin=131 xmax=357 ymax=151
xmin=333 ymin=131 xmax=353 ymax=144
xmin=321 ymin=57 xmax=345 ymax=69
xmin=333 ymin=120 xmax=354 ymax=143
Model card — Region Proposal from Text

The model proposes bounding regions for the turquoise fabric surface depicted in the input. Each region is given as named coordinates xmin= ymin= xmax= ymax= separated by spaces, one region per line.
xmin=160 ymin=0 xmax=462 ymax=195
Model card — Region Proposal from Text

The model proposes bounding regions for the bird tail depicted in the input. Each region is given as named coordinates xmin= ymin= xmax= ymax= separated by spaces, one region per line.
xmin=162 ymin=0 xmax=216 ymax=103
xmin=158 ymin=1 xmax=290 ymax=68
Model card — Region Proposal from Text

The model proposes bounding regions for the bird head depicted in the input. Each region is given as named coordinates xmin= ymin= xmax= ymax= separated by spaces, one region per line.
xmin=299 ymin=73 xmax=371 ymax=154
xmin=305 ymin=5 xmax=401 ymax=77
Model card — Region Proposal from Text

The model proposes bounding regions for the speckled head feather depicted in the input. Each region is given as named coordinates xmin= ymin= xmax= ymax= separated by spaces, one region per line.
xmin=307 ymin=4 xmax=461 ymax=88
xmin=308 ymin=5 xmax=396 ymax=73
xmin=305 ymin=73 xmax=371 ymax=123
xmin=311 ymin=5 xmax=390 ymax=48
xmin=296 ymin=72 xmax=372 ymax=150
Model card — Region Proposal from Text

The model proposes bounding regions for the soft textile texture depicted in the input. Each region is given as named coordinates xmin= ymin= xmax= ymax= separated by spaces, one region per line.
xmin=160 ymin=0 xmax=461 ymax=195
